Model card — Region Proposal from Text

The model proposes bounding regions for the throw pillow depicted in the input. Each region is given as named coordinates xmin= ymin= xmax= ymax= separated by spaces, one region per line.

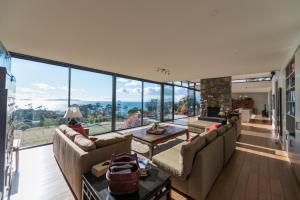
xmin=74 ymin=134 xmax=96 ymax=152
xmin=188 ymin=135 xmax=199 ymax=144
xmin=208 ymin=124 xmax=221 ymax=132
xmin=69 ymin=123 xmax=88 ymax=138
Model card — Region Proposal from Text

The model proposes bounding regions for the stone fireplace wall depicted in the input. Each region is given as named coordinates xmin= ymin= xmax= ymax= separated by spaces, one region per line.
xmin=200 ymin=76 xmax=232 ymax=116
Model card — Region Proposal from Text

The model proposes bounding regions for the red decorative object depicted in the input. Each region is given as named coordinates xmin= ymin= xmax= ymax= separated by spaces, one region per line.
xmin=106 ymin=153 xmax=140 ymax=195
xmin=69 ymin=123 xmax=88 ymax=138
xmin=188 ymin=135 xmax=199 ymax=144
xmin=208 ymin=124 xmax=221 ymax=132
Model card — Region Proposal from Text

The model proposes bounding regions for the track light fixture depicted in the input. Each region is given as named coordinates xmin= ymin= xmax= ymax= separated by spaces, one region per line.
xmin=156 ymin=67 xmax=170 ymax=75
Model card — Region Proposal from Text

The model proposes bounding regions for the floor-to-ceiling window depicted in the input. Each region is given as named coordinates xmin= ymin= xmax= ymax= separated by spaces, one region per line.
xmin=70 ymin=69 xmax=112 ymax=135
xmin=143 ymin=82 xmax=161 ymax=125
xmin=188 ymin=89 xmax=195 ymax=116
xmin=195 ymin=91 xmax=201 ymax=115
xmin=174 ymin=86 xmax=188 ymax=119
xmin=12 ymin=58 xmax=69 ymax=148
xmin=116 ymin=77 xmax=142 ymax=130
xmin=163 ymin=85 xmax=173 ymax=121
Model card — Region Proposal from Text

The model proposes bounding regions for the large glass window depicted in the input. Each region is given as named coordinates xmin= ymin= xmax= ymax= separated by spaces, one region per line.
xmin=174 ymin=86 xmax=188 ymax=119
xmin=70 ymin=69 xmax=112 ymax=135
xmin=143 ymin=82 xmax=161 ymax=125
xmin=195 ymin=91 xmax=201 ymax=116
xmin=163 ymin=85 xmax=173 ymax=121
xmin=188 ymin=89 xmax=195 ymax=116
xmin=116 ymin=78 xmax=142 ymax=129
xmin=12 ymin=58 xmax=68 ymax=148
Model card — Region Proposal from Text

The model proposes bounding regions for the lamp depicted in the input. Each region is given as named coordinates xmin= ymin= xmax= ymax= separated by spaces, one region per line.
xmin=64 ymin=106 xmax=83 ymax=125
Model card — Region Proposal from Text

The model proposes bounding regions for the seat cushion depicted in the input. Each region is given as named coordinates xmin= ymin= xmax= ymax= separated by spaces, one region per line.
xmin=74 ymin=134 xmax=96 ymax=152
xmin=94 ymin=133 xmax=131 ymax=148
xmin=152 ymin=144 xmax=184 ymax=178
xmin=153 ymin=135 xmax=206 ymax=180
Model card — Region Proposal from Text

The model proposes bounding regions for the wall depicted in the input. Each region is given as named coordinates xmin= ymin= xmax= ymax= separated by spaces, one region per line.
xmin=232 ymin=92 xmax=269 ymax=114
xmin=200 ymin=76 xmax=231 ymax=115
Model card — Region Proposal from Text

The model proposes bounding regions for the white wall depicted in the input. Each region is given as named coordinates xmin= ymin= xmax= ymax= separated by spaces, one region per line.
xmin=232 ymin=92 xmax=269 ymax=114
xmin=272 ymin=69 xmax=287 ymax=147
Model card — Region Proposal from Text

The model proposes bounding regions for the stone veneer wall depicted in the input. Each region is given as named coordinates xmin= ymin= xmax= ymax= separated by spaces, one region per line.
xmin=200 ymin=76 xmax=232 ymax=116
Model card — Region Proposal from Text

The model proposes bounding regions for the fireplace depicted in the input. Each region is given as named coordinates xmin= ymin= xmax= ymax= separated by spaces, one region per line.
xmin=207 ymin=107 xmax=220 ymax=117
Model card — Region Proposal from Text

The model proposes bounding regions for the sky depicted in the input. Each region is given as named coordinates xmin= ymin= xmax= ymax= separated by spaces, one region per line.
xmin=12 ymin=58 xmax=168 ymax=104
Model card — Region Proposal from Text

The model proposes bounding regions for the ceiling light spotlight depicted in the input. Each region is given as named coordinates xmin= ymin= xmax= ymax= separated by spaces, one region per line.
xmin=156 ymin=67 xmax=170 ymax=75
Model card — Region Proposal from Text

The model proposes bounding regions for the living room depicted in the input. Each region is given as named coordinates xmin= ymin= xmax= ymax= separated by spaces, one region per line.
xmin=1 ymin=1 xmax=300 ymax=200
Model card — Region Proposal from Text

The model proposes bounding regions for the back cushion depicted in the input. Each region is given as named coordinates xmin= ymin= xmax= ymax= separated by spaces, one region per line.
xmin=224 ymin=123 xmax=232 ymax=130
xmin=201 ymin=130 xmax=218 ymax=143
xmin=180 ymin=135 xmax=206 ymax=177
xmin=58 ymin=125 xmax=80 ymax=141
xmin=216 ymin=126 xmax=227 ymax=136
xmin=74 ymin=134 xmax=96 ymax=152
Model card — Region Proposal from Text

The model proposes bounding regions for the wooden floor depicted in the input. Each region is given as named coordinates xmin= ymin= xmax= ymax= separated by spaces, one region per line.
xmin=11 ymin=120 xmax=300 ymax=200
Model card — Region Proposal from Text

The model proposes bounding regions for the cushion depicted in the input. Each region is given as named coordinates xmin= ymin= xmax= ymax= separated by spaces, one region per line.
xmin=232 ymin=116 xmax=238 ymax=121
xmin=200 ymin=130 xmax=218 ymax=143
xmin=216 ymin=126 xmax=227 ymax=136
xmin=180 ymin=135 xmax=206 ymax=178
xmin=69 ymin=123 xmax=88 ymax=138
xmin=208 ymin=124 xmax=221 ymax=132
xmin=58 ymin=125 xmax=80 ymax=141
xmin=188 ymin=135 xmax=199 ymax=144
xmin=74 ymin=134 xmax=96 ymax=152
xmin=228 ymin=118 xmax=235 ymax=125
xmin=224 ymin=123 xmax=232 ymax=130
xmin=152 ymin=145 xmax=183 ymax=178
xmin=94 ymin=133 xmax=131 ymax=148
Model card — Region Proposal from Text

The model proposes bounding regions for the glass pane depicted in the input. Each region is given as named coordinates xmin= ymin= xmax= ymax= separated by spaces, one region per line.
xmin=195 ymin=91 xmax=201 ymax=115
xmin=174 ymin=86 xmax=188 ymax=119
xmin=12 ymin=58 xmax=68 ymax=148
xmin=182 ymin=82 xmax=188 ymax=87
xmin=143 ymin=82 xmax=161 ymax=125
xmin=70 ymin=69 xmax=112 ymax=135
xmin=163 ymin=85 xmax=173 ymax=121
xmin=174 ymin=81 xmax=181 ymax=86
xmin=188 ymin=89 xmax=195 ymax=116
xmin=116 ymin=77 xmax=142 ymax=129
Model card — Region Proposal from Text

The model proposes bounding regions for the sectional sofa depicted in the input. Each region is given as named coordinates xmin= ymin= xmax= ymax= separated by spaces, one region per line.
xmin=53 ymin=125 xmax=132 ymax=199
xmin=152 ymin=116 xmax=239 ymax=200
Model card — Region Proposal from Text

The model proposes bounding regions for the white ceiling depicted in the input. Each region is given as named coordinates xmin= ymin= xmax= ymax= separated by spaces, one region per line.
xmin=232 ymin=81 xmax=271 ymax=93
xmin=1 ymin=0 xmax=300 ymax=82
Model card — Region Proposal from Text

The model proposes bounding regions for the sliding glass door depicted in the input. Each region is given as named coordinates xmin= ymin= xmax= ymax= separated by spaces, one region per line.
xmin=116 ymin=77 xmax=142 ymax=130
xmin=70 ymin=69 xmax=113 ymax=135
xmin=143 ymin=82 xmax=161 ymax=125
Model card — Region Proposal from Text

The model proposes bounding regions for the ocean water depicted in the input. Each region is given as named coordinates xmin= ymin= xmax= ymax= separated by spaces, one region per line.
xmin=15 ymin=99 xmax=143 ymax=113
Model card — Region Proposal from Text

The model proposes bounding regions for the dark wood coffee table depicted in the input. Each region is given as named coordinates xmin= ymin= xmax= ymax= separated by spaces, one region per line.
xmin=82 ymin=165 xmax=171 ymax=200
xmin=129 ymin=125 xmax=189 ymax=159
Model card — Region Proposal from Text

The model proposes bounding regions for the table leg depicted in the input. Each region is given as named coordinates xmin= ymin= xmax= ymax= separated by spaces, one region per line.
xmin=166 ymin=179 xmax=172 ymax=200
xmin=148 ymin=144 xmax=154 ymax=159
xmin=186 ymin=131 xmax=190 ymax=141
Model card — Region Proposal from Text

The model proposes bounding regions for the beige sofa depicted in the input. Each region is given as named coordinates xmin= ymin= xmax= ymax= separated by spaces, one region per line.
xmin=53 ymin=125 xmax=132 ymax=200
xmin=152 ymin=118 xmax=238 ymax=200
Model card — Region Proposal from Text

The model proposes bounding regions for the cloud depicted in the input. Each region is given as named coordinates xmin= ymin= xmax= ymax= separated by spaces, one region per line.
xmin=125 ymin=80 xmax=141 ymax=86
xmin=58 ymin=86 xmax=68 ymax=91
xmin=117 ymin=87 xmax=142 ymax=94
xmin=33 ymin=83 xmax=55 ymax=90
xmin=144 ymin=86 xmax=160 ymax=95
xmin=117 ymin=78 xmax=129 ymax=83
